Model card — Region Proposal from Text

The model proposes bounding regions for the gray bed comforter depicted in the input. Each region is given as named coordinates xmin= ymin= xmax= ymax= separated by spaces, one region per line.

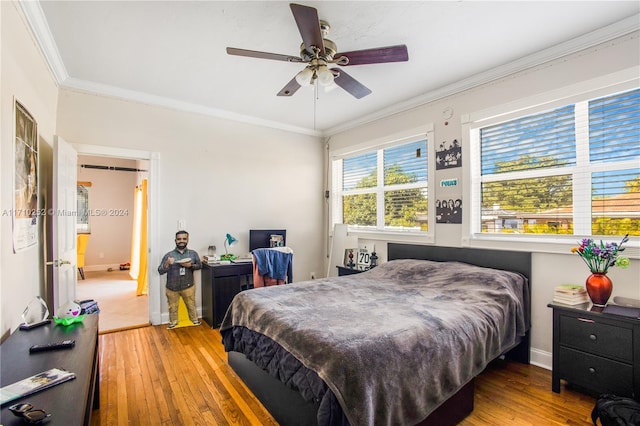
xmin=220 ymin=259 xmax=529 ymax=425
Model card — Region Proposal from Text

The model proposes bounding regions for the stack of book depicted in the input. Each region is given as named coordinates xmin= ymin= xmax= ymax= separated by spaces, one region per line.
xmin=553 ymin=284 xmax=589 ymax=305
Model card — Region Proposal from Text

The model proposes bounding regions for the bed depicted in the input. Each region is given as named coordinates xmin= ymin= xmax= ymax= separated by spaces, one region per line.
xmin=220 ymin=244 xmax=531 ymax=425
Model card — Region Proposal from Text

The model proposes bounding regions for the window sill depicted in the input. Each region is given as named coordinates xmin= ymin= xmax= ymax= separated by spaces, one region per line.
xmin=464 ymin=233 xmax=639 ymax=259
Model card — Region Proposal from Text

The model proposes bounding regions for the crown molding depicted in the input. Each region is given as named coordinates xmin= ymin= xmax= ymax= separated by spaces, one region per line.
xmin=18 ymin=0 xmax=322 ymax=137
xmin=61 ymin=77 xmax=322 ymax=137
xmin=18 ymin=2 xmax=639 ymax=137
xmin=19 ymin=0 xmax=68 ymax=83
xmin=324 ymin=14 xmax=640 ymax=136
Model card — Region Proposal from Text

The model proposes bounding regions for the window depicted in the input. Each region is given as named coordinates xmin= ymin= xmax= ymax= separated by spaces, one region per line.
xmin=77 ymin=182 xmax=91 ymax=233
xmin=333 ymin=138 xmax=429 ymax=234
xmin=471 ymin=87 xmax=640 ymax=237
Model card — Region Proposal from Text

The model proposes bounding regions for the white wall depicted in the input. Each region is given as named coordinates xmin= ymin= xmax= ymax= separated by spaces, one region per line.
xmin=55 ymin=88 xmax=325 ymax=324
xmin=0 ymin=1 xmax=59 ymax=337
xmin=328 ymin=32 xmax=640 ymax=369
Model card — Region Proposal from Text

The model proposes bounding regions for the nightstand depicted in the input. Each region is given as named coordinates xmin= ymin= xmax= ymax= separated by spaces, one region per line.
xmin=548 ymin=302 xmax=640 ymax=400
xmin=336 ymin=265 xmax=367 ymax=276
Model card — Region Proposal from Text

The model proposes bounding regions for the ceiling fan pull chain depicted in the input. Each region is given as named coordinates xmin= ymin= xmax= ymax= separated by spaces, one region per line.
xmin=313 ymin=83 xmax=318 ymax=130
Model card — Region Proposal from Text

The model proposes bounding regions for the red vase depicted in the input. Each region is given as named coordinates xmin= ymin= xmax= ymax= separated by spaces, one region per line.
xmin=585 ymin=273 xmax=613 ymax=307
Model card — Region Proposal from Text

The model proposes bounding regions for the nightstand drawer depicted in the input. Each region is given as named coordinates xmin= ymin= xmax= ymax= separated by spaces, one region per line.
xmin=558 ymin=347 xmax=634 ymax=397
xmin=559 ymin=314 xmax=633 ymax=362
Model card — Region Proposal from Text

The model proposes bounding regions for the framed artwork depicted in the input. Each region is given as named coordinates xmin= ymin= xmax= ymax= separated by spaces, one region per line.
xmin=12 ymin=100 xmax=39 ymax=252
xmin=343 ymin=248 xmax=358 ymax=268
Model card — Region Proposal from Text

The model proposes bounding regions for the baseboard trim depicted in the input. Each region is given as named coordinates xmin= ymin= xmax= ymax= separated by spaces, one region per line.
xmin=530 ymin=348 xmax=552 ymax=371
xmin=99 ymin=322 xmax=151 ymax=335
xmin=84 ymin=264 xmax=122 ymax=272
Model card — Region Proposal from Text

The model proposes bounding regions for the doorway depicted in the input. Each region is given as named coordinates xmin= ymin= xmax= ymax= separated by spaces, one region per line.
xmin=75 ymin=154 xmax=149 ymax=332
xmin=69 ymin=144 xmax=161 ymax=327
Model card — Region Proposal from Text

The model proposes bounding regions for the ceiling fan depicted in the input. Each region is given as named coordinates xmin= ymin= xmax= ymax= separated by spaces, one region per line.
xmin=226 ymin=3 xmax=409 ymax=99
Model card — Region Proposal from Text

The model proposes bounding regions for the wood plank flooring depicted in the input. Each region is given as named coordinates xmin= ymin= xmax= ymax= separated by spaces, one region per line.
xmin=91 ymin=324 xmax=596 ymax=425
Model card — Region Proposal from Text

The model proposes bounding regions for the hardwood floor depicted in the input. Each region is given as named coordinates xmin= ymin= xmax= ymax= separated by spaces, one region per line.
xmin=91 ymin=324 xmax=596 ymax=425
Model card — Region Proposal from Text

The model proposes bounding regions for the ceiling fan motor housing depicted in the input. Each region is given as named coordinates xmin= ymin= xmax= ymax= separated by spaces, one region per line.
xmin=300 ymin=38 xmax=337 ymax=62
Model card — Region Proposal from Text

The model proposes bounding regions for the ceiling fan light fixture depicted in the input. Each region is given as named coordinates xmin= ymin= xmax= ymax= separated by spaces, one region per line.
xmin=316 ymin=65 xmax=334 ymax=86
xmin=295 ymin=67 xmax=314 ymax=86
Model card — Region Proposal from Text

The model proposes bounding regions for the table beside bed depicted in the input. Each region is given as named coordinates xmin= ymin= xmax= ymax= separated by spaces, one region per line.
xmin=336 ymin=265 xmax=367 ymax=276
xmin=548 ymin=302 xmax=640 ymax=400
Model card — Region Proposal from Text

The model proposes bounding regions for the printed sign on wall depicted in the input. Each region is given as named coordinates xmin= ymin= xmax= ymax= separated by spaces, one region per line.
xmin=435 ymin=139 xmax=462 ymax=170
xmin=436 ymin=198 xmax=462 ymax=224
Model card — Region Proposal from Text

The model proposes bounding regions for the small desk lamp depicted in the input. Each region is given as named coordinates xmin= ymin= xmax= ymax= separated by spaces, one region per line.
xmin=224 ymin=233 xmax=237 ymax=255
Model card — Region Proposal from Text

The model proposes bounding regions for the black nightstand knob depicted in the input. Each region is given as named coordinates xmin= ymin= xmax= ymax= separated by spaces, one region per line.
xmin=589 ymin=334 xmax=597 ymax=341
xmin=589 ymin=367 xmax=596 ymax=374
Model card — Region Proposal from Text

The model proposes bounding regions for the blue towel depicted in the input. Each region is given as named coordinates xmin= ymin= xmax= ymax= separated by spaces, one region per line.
xmin=252 ymin=248 xmax=292 ymax=281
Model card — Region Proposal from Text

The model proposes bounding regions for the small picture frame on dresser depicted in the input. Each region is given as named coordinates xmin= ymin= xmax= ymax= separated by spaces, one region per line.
xmin=343 ymin=248 xmax=358 ymax=268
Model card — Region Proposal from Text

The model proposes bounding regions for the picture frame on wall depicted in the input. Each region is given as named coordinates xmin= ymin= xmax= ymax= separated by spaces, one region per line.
xmin=12 ymin=100 xmax=39 ymax=252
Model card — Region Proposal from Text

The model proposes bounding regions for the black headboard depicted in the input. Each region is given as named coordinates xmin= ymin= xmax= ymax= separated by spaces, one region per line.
xmin=387 ymin=243 xmax=531 ymax=281
xmin=249 ymin=229 xmax=287 ymax=252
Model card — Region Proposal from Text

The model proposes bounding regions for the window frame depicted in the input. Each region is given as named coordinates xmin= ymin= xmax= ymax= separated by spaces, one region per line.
xmin=330 ymin=125 xmax=435 ymax=243
xmin=77 ymin=181 xmax=91 ymax=234
xmin=462 ymin=70 xmax=639 ymax=254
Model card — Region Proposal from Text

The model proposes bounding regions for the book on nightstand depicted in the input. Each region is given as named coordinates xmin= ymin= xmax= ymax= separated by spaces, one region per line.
xmin=553 ymin=285 xmax=589 ymax=305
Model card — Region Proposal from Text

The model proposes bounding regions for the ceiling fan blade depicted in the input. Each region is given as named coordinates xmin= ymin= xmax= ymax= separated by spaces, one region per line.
xmin=277 ymin=77 xmax=302 ymax=97
xmin=290 ymin=3 xmax=325 ymax=56
xmin=226 ymin=47 xmax=304 ymax=63
xmin=335 ymin=45 xmax=409 ymax=66
xmin=331 ymin=69 xmax=372 ymax=99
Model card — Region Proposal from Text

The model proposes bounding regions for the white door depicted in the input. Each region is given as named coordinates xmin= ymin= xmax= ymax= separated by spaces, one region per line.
xmin=52 ymin=135 xmax=77 ymax=316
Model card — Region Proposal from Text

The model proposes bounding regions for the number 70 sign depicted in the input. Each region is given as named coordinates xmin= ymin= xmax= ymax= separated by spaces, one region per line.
xmin=358 ymin=249 xmax=371 ymax=267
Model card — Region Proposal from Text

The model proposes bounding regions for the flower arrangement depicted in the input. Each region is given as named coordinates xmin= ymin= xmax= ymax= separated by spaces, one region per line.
xmin=571 ymin=234 xmax=630 ymax=274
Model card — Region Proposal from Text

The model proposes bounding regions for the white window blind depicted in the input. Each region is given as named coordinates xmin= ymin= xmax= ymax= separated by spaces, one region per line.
xmin=336 ymin=139 xmax=429 ymax=233
xmin=475 ymin=87 xmax=640 ymax=237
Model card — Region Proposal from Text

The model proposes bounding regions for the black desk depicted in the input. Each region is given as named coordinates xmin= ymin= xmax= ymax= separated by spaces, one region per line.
xmin=201 ymin=262 xmax=253 ymax=328
xmin=0 ymin=314 xmax=100 ymax=425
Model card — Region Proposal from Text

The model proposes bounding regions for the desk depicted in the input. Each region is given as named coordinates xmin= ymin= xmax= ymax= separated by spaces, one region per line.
xmin=0 ymin=314 xmax=99 ymax=425
xmin=201 ymin=262 xmax=253 ymax=328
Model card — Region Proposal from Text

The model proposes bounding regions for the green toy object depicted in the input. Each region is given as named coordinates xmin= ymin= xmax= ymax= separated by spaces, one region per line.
xmin=53 ymin=301 xmax=86 ymax=326
xmin=53 ymin=315 xmax=86 ymax=326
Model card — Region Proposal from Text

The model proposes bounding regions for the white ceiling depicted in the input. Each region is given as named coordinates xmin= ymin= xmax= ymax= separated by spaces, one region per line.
xmin=23 ymin=1 xmax=640 ymax=136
